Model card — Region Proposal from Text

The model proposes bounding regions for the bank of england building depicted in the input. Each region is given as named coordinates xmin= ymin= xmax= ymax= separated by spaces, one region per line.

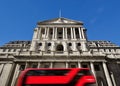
xmin=0 ymin=17 xmax=120 ymax=86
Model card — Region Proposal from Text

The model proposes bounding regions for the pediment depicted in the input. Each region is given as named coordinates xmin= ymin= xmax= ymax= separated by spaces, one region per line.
xmin=37 ymin=17 xmax=83 ymax=25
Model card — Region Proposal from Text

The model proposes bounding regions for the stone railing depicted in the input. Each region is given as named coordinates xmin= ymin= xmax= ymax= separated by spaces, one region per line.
xmin=14 ymin=50 xmax=106 ymax=57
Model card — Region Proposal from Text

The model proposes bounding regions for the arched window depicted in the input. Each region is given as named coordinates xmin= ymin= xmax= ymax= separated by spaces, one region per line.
xmin=56 ymin=44 xmax=64 ymax=53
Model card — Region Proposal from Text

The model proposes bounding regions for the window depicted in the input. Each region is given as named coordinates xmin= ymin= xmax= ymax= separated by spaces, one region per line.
xmin=32 ymin=64 xmax=38 ymax=68
xmin=50 ymin=32 xmax=53 ymax=34
xmin=13 ymin=49 xmax=16 ymax=52
xmin=41 ymin=29 xmax=45 ymax=34
xmin=49 ymin=28 xmax=53 ymax=34
xmin=57 ymin=28 xmax=63 ymax=39
xmin=56 ymin=44 xmax=64 ymax=53
xmin=48 ymin=43 xmax=51 ymax=46
xmin=38 ymin=43 xmax=42 ymax=46
xmin=69 ymin=50 xmax=73 ymax=53
xmin=8 ymin=49 xmax=11 ymax=52
xmin=68 ymin=43 xmax=72 ymax=46
xmin=82 ymin=64 xmax=88 ymax=68
xmin=26 ymin=70 xmax=69 ymax=76
xmin=47 ymin=50 xmax=51 ymax=53
xmin=70 ymin=65 xmax=77 ymax=68
xmin=75 ymin=28 xmax=79 ymax=38
xmin=67 ymin=28 xmax=71 ymax=39
xmin=44 ymin=65 xmax=50 ymax=68
xmin=78 ymin=43 xmax=81 ymax=46
xmin=58 ymin=32 xmax=62 ymax=34
xmin=3 ymin=49 xmax=6 ymax=52
xmin=94 ymin=64 xmax=100 ymax=71
xmin=19 ymin=65 xmax=25 ymax=71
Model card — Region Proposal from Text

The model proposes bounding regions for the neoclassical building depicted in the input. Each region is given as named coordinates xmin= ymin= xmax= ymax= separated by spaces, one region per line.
xmin=0 ymin=17 xmax=120 ymax=86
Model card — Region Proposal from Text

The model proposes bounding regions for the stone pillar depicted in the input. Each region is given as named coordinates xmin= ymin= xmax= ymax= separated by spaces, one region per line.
xmin=102 ymin=62 xmax=113 ymax=86
xmin=52 ymin=27 xmax=55 ymax=39
xmin=0 ymin=64 xmax=4 ymax=75
xmin=0 ymin=64 xmax=13 ymax=86
xmin=38 ymin=62 xmax=41 ymax=68
xmin=90 ymin=62 xmax=98 ymax=86
xmin=79 ymin=27 xmax=82 ymax=39
xmin=78 ymin=62 xmax=81 ymax=68
xmin=90 ymin=62 xmax=96 ymax=77
xmin=111 ymin=72 xmax=116 ymax=86
xmin=65 ymin=27 xmax=67 ymax=39
xmin=63 ymin=27 xmax=65 ymax=39
xmin=66 ymin=62 xmax=68 ymax=68
xmin=30 ymin=28 xmax=38 ymax=51
xmin=71 ymin=27 xmax=73 ymax=39
xmin=38 ymin=27 xmax=41 ymax=40
xmin=45 ymin=27 xmax=47 ymax=39
xmin=11 ymin=64 xmax=20 ymax=86
xmin=33 ymin=28 xmax=38 ymax=39
xmin=73 ymin=27 xmax=76 ymax=39
xmin=81 ymin=28 xmax=85 ymax=39
xmin=46 ymin=27 xmax=49 ymax=39
xmin=25 ymin=62 xmax=28 ymax=69
xmin=50 ymin=62 xmax=53 ymax=68
xmin=55 ymin=27 xmax=57 ymax=39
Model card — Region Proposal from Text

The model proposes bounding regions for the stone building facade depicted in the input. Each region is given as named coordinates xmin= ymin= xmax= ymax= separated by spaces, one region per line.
xmin=0 ymin=17 xmax=120 ymax=86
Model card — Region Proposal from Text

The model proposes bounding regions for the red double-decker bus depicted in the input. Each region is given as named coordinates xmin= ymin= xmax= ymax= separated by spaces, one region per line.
xmin=16 ymin=68 xmax=96 ymax=86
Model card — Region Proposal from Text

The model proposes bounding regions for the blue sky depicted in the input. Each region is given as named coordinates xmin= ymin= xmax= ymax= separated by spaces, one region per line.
xmin=0 ymin=0 xmax=120 ymax=46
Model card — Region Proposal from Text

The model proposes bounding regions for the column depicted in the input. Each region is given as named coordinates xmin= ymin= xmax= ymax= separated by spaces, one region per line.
xmin=38 ymin=27 xmax=41 ymax=40
xmin=50 ymin=62 xmax=53 ymax=68
xmin=73 ymin=27 xmax=76 ymax=39
xmin=78 ymin=27 xmax=82 ymax=39
xmin=25 ymin=62 xmax=28 ymax=69
xmin=45 ymin=27 xmax=47 ymax=39
xmin=90 ymin=62 xmax=98 ymax=86
xmin=46 ymin=27 xmax=49 ymax=39
xmin=90 ymin=62 xmax=96 ymax=77
xmin=52 ymin=27 xmax=55 ymax=39
xmin=81 ymin=28 xmax=85 ymax=39
xmin=55 ymin=27 xmax=57 ymax=39
xmin=111 ymin=72 xmax=116 ymax=86
xmin=63 ymin=27 xmax=65 ymax=39
xmin=37 ymin=62 xmax=41 ymax=68
xmin=78 ymin=62 xmax=81 ymax=68
xmin=33 ymin=28 xmax=38 ymax=39
xmin=66 ymin=62 xmax=68 ymax=68
xmin=37 ymin=28 xmax=40 ymax=39
xmin=65 ymin=27 xmax=68 ymax=39
xmin=0 ymin=64 xmax=4 ymax=75
xmin=71 ymin=27 xmax=73 ymax=39
xmin=102 ymin=62 xmax=113 ymax=86
xmin=11 ymin=64 xmax=20 ymax=86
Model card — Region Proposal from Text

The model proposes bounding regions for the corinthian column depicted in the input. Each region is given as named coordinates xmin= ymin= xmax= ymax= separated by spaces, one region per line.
xmin=63 ymin=27 xmax=65 ymax=39
xmin=66 ymin=62 xmax=68 ymax=68
xmin=55 ymin=27 xmax=57 ymax=39
xmin=78 ymin=62 xmax=81 ymax=68
xmin=79 ymin=27 xmax=82 ymax=39
xmin=81 ymin=28 xmax=85 ymax=39
xmin=52 ymin=27 xmax=55 ymax=39
xmin=71 ymin=27 xmax=73 ymax=39
xmin=65 ymin=28 xmax=67 ymax=39
xmin=46 ymin=27 xmax=49 ymax=39
xmin=73 ymin=27 xmax=76 ymax=39
xmin=102 ymin=62 xmax=112 ymax=86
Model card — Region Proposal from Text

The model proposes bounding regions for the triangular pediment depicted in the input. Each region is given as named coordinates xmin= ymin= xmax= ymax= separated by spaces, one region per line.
xmin=37 ymin=17 xmax=83 ymax=25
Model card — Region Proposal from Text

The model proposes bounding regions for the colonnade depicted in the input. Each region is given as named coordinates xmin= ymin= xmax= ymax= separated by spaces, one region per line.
xmin=10 ymin=61 xmax=114 ymax=86
xmin=34 ymin=27 xmax=85 ymax=40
